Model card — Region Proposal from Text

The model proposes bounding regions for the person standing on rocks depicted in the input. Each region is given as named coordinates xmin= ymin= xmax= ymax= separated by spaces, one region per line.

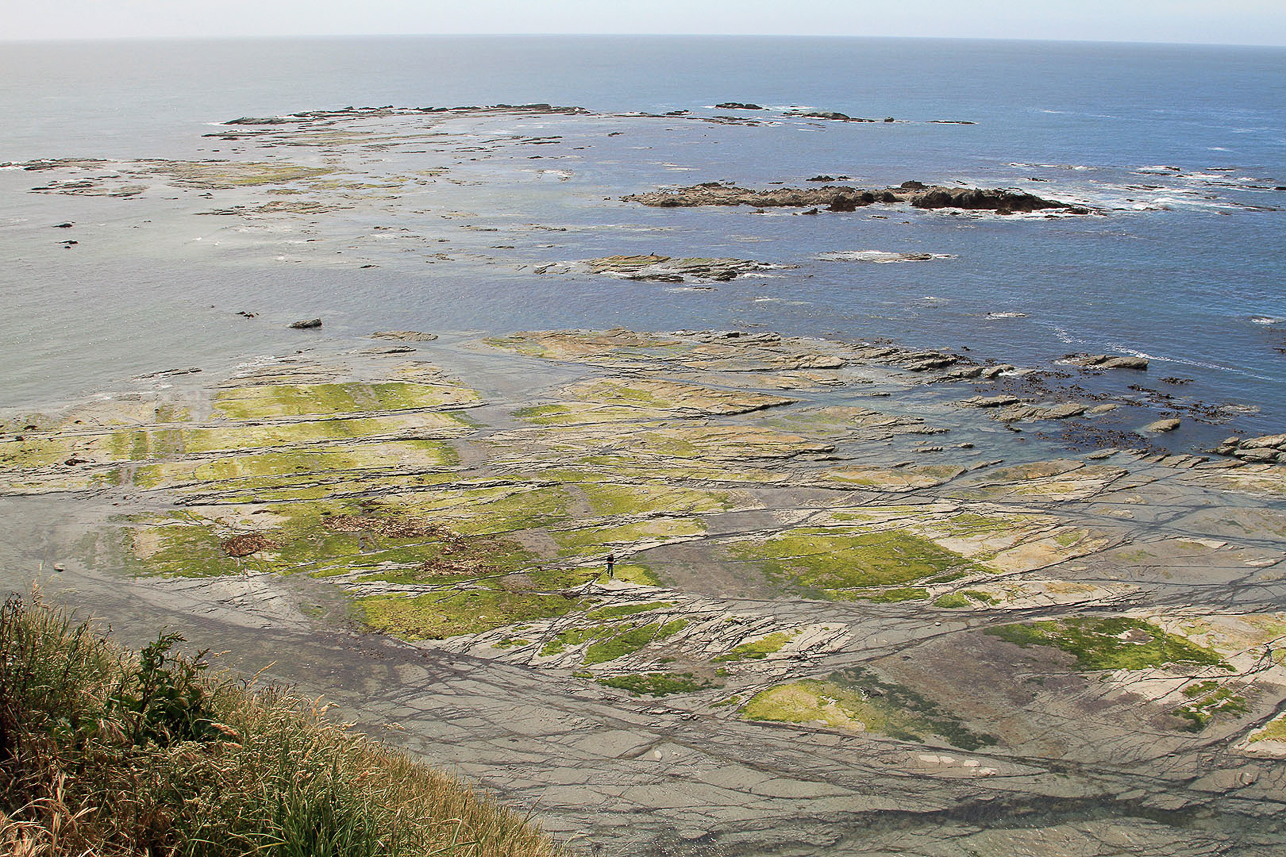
xmin=605 ymin=553 xmax=615 ymax=580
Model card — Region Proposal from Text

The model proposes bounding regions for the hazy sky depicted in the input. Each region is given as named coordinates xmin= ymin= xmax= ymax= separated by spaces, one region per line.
xmin=5 ymin=0 xmax=1286 ymax=46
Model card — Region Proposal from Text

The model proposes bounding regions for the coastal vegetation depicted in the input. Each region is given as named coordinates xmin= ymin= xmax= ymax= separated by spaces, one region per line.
xmin=0 ymin=594 xmax=561 ymax=857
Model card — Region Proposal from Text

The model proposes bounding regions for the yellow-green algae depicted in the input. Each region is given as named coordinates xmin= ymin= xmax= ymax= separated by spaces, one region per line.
xmin=743 ymin=668 xmax=996 ymax=750
xmin=986 ymin=617 xmax=1229 ymax=671
xmin=597 ymin=672 xmax=714 ymax=696
xmin=132 ymin=440 xmax=456 ymax=489
xmin=1173 ymin=680 xmax=1248 ymax=731
xmin=360 ymin=590 xmax=583 ymax=641
xmin=147 ymin=160 xmax=335 ymax=188
xmin=578 ymin=483 xmax=742 ymax=518
xmin=585 ymin=601 xmax=672 ymax=621
xmin=1249 ymin=713 xmax=1286 ymax=744
xmin=732 ymin=528 xmax=981 ymax=597
xmin=713 ymin=630 xmax=799 ymax=662
xmin=551 ymin=518 xmax=704 ymax=556
xmin=213 ymin=382 xmax=478 ymax=420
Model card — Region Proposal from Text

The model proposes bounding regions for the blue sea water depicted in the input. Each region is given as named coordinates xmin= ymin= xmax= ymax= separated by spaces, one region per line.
xmin=1 ymin=36 xmax=1284 ymax=439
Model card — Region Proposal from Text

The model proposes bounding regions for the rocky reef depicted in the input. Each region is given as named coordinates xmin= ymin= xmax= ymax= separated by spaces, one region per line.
xmin=3 ymin=328 xmax=1286 ymax=856
xmin=624 ymin=180 xmax=1090 ymax=214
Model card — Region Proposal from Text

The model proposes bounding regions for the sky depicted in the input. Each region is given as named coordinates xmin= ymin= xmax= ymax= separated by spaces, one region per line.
xmin=3 ymin=0 xmax=1285 ymax=46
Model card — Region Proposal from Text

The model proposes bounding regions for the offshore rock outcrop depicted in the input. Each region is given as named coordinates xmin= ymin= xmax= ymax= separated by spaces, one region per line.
xmin=624 ymin=181 xmax=1089 ymax=214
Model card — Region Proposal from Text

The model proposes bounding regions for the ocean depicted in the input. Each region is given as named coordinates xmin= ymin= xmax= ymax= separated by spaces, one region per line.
xmin=2 ymin=35 xmax=1284 ymax=443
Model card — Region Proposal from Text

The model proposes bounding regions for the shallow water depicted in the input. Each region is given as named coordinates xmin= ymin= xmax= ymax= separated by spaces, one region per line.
xmin=1 ymin=36 xmax=1284 ymax=440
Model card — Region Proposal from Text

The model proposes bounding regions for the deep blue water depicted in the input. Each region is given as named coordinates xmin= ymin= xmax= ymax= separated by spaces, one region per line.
xmin=1 ymin=36 xmax=1284 ymax=437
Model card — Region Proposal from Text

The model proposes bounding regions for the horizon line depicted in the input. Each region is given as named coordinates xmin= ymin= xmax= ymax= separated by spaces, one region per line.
xmin=3 ymin=32 xmax=1285 ymax=50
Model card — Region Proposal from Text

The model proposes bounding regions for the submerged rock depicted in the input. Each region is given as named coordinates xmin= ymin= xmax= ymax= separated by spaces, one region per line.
xmin=371 ymin=330 xmax=438 ymax=342
xmin=288 ymin=318 xmax=322 ymax=329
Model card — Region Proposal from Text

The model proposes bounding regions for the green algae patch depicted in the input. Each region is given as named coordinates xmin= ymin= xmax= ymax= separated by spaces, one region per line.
xmin=856 ymin=587 xmax=930 ymax=603
xmin=493 ymin=638 xmax=529 ymax=649
xmin=552 ymin=518 xmax=704 ymax=556
xmin=564 ymin=377 xmax=794 ymax=416
xmin=126 ymin=518 xmax=244 ymax=578
xmin=543 ymin=618 xmax=688 ymax=664
xmin=108 ymin=413 xmax=470 ymax=460
xmin=1249 ymin=713 xmax=1286 ymax=744
xmin=0 ymin=435 xmax=82 ymax=469
xmin=584 ymin=619 xmax=687 ymax=665
xmin=733 ymin=528 xmax=980 ymax=597
xmin=579 ymin=483 xmax=740 ymax=518
xmin=406 ymin=484 xmax=572 ymax=536
xmin=823 ymin=465 xmax=964 ymax=492
xmin=586 ymin=601 xmax=672 ymax=621
xmin=358 ymin=590 xmax=580 ymax=641
xmin=936 ymin=589 xmax=999 ymax=608
xmin=213 ymin=382 xmax=478 ymax=420
xmin=636 ymin=425 xmax=832 ymax=461
xmin=713 ymin=630 xmax=798 ymax=662
xmin=597 ymin=672 xmax=714 ymax=696
xmin=1173 ymin=681 xmax=1248 ymax=731
xmin=743 ymin=668 xmax=997 ymax=750
xmin=134 ymin=441 xmax=456 ymax=489
xmin=484 ymin=329 xmax=683 ymax=364
xmin=986 ymin=617 xmax=1229 ymax=671
xmin=604 ymin=563 xmax=661 ymax=587
xmin=149 ymin=160 xmax=335 ymax=188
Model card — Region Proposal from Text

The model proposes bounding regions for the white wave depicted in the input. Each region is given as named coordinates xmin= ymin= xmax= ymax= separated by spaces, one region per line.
xmin=1251 ymin=316 xmax=1283 ymax=325
xmin=817 ymin=250 xmax=952 ymax=263
xmin=985 ymin=311 xmax=1028 ymax=319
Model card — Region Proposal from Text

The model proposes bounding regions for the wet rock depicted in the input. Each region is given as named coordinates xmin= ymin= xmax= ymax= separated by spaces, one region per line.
xmin=371 ymin=330 xmax=438 ymax=342
xmin=288 ymin=318 xmax=322 ymax=329
xmin=1067 ymin=354 xmax=1149 ymax=370
xmin=910 ymin=187 xmax=1067 ymax=214
xmin=715 ymin=102 xmax=763 ymax=110
xmin=625 ymin=183 xmax=1084 ymax=214
xmin=961 ymin=395 xmax=1022 ymax=409
xmin=1144 ymin=418 xmax=1182 ymax=433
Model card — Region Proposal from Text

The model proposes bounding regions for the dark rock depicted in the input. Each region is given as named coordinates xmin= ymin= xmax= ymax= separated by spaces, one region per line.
xmin=289 ymin=318 xmax=322 ymax=329
xmin=715 ymin=102 xmax=763 ymax=110
xmin=807 ymin=175 xmax=836 ymax=182
xmin=1067 ymin=354 xmax=1149 ymax=371
xmin=900 ymin=181 xmax=927 ymax=190
xmin=624 ymin=183 xmax=1084 ymax=214
xmin=52 ymin=222 xmax=74 ymax=229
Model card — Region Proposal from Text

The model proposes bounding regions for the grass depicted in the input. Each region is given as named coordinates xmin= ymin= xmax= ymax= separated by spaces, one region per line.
xmin=0 ymin=593 xmax=561 ymax=857
xmin=986 ymin=617 xmax=1229 ymax=671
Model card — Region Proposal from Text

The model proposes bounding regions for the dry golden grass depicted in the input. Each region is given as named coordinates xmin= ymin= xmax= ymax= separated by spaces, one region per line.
xmin=0 ymin=592 xmax=562 ymax=857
